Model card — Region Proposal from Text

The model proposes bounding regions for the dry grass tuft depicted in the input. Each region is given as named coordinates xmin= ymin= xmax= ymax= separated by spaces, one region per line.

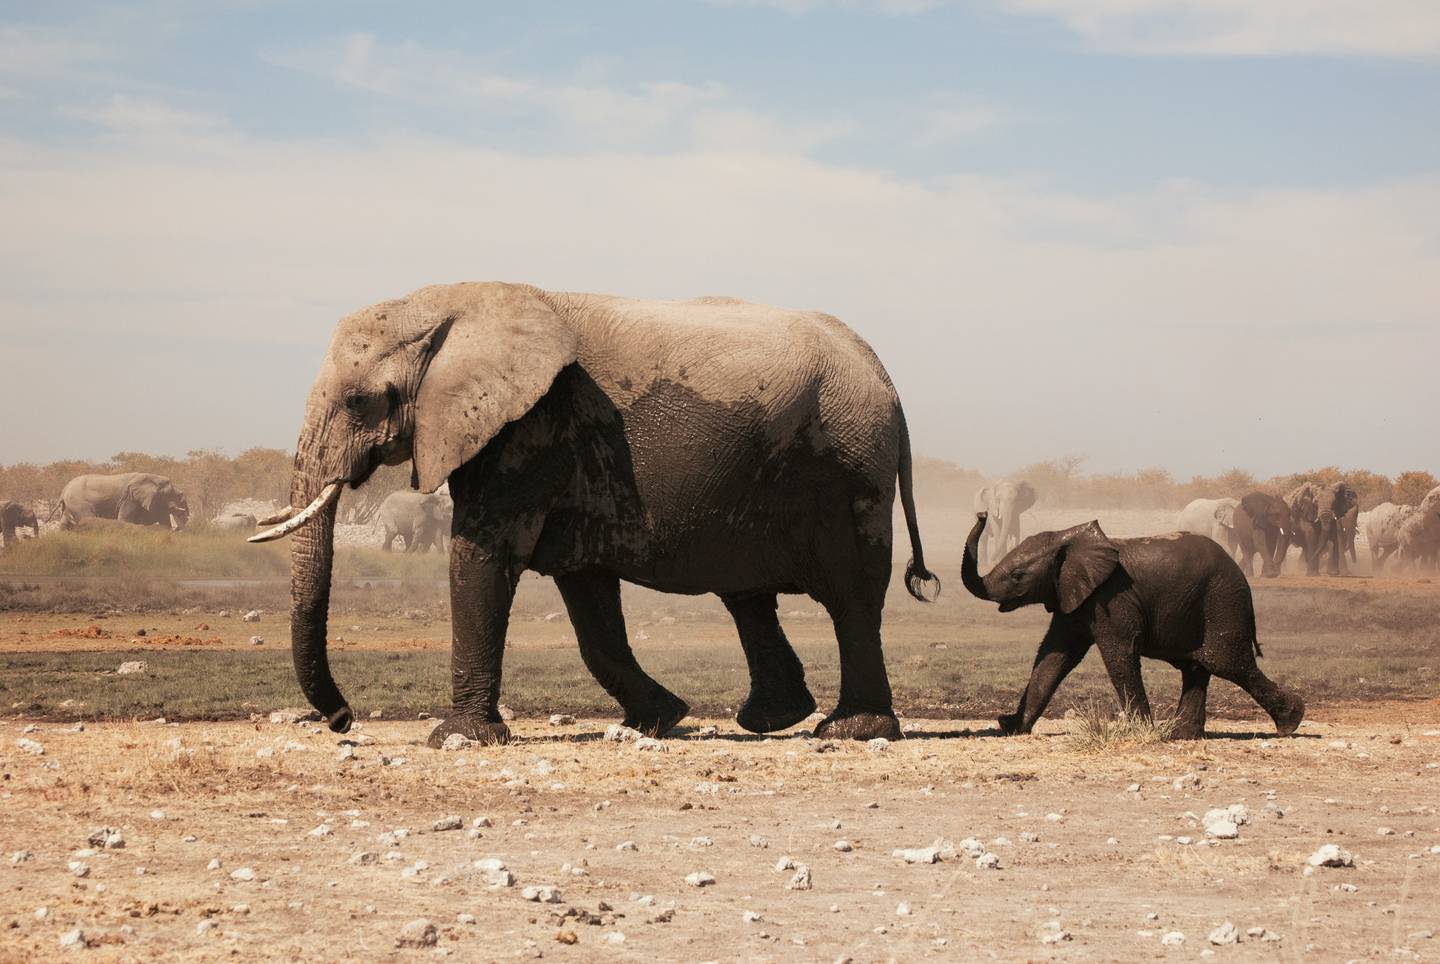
xmin=1066 ymin=699 xmax=1178 ymax=751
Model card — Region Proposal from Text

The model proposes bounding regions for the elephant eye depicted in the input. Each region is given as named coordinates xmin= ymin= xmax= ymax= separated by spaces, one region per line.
xmin=344 ymin=392 xmax=369 ymax=414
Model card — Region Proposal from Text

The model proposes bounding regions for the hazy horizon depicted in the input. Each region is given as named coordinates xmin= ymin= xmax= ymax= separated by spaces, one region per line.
xmin=2 ymin=1 xmax=1437 ymax=478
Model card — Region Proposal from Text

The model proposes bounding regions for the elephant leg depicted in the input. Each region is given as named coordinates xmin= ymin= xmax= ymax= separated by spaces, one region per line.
xmin=1095 ymin=633 xmax=1151 ymax=721
xmin=1000 ymin=622 xmax=1091 ymax=735
xmin=425 ymin=537 xmax=518 ymax=748
xmin=1171 ymin=663 xmax=1210 ymax=740
xmin=723 ymin=592 xmax=816 ymax=734
xmin=556 ymin=571 xmax=688 ymax=737
xmin=1326 ymin=529 xmax=1343 ymax=577
xmin=1209 ymin=657 xmax=1304 ymax=736
xmin=381 ymin=526 xmax=395 ymax=552
xmin=813 ymin=597 xmax=901 ymax=742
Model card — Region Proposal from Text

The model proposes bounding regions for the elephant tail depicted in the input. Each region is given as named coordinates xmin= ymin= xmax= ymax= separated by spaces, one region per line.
xmin=897 ymin=406 xmax=940 ymax=602
xmin=1245 ymin=590 xmax=1263 ymax=659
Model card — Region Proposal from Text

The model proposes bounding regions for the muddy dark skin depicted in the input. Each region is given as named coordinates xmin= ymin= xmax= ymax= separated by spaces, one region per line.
xmin=1232 ymin=491 xmax=1292 ymax=578
xmin=270 ymin=283 xmax=937 ymax=746
xmin=961 ymin=513 xmax=1304 ymax=740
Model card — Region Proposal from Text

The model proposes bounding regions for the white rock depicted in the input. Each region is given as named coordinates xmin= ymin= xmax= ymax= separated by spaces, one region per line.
xmin=975 ymin=852 xmax=1001 ymax=870
xmin=230 ymin=867 xmax=256 ymax=881
xmin=207 ymin=857 xmax=222 ymax=871
xmin=439 ymin=733 xmax=472 ymax=751
xmin=750 ymin=834 xmax=768 ymax=848
xmin=893 ymin=846 xmax=939 ymax=864
xmin=1377 ymin=827 xmax=1395 ymax=836
xmin=697 ymin=726 xmax=719 ymax=737
xmin=242 ymin=610 xmax=261 ymax=623
xmin=457 ymin=913 xmax=476 ymax=925
xmin=834 ymin=840 xmax=853 ymax=852
xmin=787 ymin=865 xmax=813 ymax=890
xmin=116 ymin=660 xmax=147 ymax=675
xmin=604 ymin=932 xmax=626 ymax=945
xmin=196 ymin=919 xmax=217 ymax=936
xmin=250 ymin=636 xmax=265 ymax=646
xmin=15 ymin=738 xmax=44 ymax=755
xmin=1208 ymin=921 xmax=1239 ymax=946
xmin=685 ymin=870 xmax=716 ymax=887
xmin=10 ymin=850 xmax=32 ymax=865
xmin=1205 ymin=820 xmax=1239 ymax=839
xmin=896 ymin=902 xmax=912 ymax=916
xmin=396 ymin=918 xmax=438 ymax=948
xmin=1172 ymin=772 xmax=1202 ymax=790
xmin=35 ymin=907 xmax=49 ymax=920
xmin=1127 ymin=783 xmax=1141 ymax=792
xmin=58 ymin=928 xmax=86 ymax=949
xmin=521 ymin=885 xmax=562 ymax=903
xmin=481 ymin=868 xmax=514 ymax=887
xmin=337 ymin=745 xmax=355 ymax=762
xmin=1041 ymin=930 xmax=1072 ymax=944
xmin=471 ymin=816 xmax=493 ymax=829
xmin=1307 ymin=844 xmax=1355 ymax=868
xmin=616 ymin=841 xmax=638 ymax=852
xmin=604 ymin=724 xmax=642 ymax=742
xmin=957 ymin=837 xmax=986 ymax=858
xmin=744 ymin=910 xmax=763 ymax=923
xmin=634 ymin=737 xmax=668 ymax=752
xmin=432 ymin=816 xmax=464 ymax=832
xmin=867 ymin=737 xmax=891 ymax=752
xmin=690 ymin=836 xmax=713 ymax=848
xmin=548 ymin=714 xmax=575 ymax=726
xmin=308 ymin=823 xmax=333 ymax=838
xmin=473 ymin=857 xmax=506 ymax=872
xmin=68 ymin=861 xmax=90 ymax=878
xmin=775 ymin=856 xmax=796 ymax=871
xmin=349 ymin=852 xmax=378 ymax=866
xmin=1019 ymin=831 xmax=1040 ymax=843
xmin=1045 ymin=812 xmax=1064 ymax=823
xmin=1161 ymin=931 xmax=1186 ymax=946
xmin=88 ymin=827 xmax=125 ymax=849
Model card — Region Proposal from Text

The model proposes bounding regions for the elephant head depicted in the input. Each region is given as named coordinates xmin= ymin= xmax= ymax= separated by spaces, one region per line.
xmin=251 ymin=283 xmax=579 ymax=732
xmin=962 ymin=513 xmax=1119 ymax=614
xmin=1288 ymin=481 xmax=1355 ymax=548
xmin=130 ymin=477 xmax=189 ymax=530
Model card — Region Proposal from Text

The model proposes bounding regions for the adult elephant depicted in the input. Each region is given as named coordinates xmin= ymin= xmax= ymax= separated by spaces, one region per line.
xmin=378 ymin=490 xmax=452 ymax=553
xmin=1364 ymin=502 xmax=1410 ymax=573
xmin=252 ymin=283 xmax=939 ymax=745
xmin=55 ymin=473 xmax=189 ymax=530
xmin=972 ymin=480 xmax=1036 ymax=570
xmin=1231 ymin=491 xmax=1290 ymax=577
xmin=0 ymin=500 xmax=40 ymax=549
xmin=1175 ymin=497 xmax=1239 ymax=556
xmin=1286 ymin=482 xmax=1358 ymax=576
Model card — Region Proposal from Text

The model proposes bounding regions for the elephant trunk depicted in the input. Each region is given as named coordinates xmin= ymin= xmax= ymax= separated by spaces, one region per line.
xmin=962 ymin=513 xmax=993 ymax=601
xmin=286 ymin=442 xmax=353 ymax=734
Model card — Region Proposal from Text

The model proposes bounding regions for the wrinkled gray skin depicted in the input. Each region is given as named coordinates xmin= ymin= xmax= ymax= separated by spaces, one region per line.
xmin=1340 ymin=503 xmax=1359 ymax=566
xmin=211 ymin=513 xmax=257 ymax=534
xmin=1365 ymin=502 xmax=1409 ymax=573
xmin=1286 ymin=482 xmax=1358 ymax=576
xmin=1175 ymin=497 xmax=1239 ymax=557
xmin=378 ymin=490 xmax=452 ymax=553
xmin=972 ymin=480 xmax=1036 ymax=571
xmin=961 ymin=513 xmax=1304 ymax=739
xmin=1231 ymin=491 xmax=1292 ymax=578
xmin=0 ymin=500 xmax=40 ymax=549
xmin=265 ymin=283 xmax=937 ymax=745
xmin=55 ymin=473 xmax=189 ymax=530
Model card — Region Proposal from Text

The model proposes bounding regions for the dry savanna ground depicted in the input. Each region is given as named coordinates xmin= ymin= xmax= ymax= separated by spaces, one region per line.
xmin=2 ymin=506 xmax=1439 ymax=961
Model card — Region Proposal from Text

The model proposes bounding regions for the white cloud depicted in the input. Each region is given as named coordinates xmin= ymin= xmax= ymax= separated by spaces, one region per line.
xmin=0 ymin=25 xmax=109 ymax=79
xmin=68 ymin=95 xmax=229 ymax=138
xmin=1 ymin=124 xmax=1436 ymax=472
xmin=1000 ymin=0 xmax=1440 ymax=58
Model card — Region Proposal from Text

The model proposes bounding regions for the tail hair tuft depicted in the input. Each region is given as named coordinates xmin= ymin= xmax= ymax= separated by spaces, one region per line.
xmin=904 ymin=558 xmax=941 ymax=603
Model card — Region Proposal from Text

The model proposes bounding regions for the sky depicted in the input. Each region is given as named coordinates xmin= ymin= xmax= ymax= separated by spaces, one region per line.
xmin=1 ymin=0 xmax=1437 ymax=478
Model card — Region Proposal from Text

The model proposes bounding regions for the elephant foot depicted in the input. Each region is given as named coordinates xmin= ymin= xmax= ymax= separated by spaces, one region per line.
xmin=736 ymin=683 xmax=817 ymax=734
xmin=996 ymin=712 xmax=1028 ymax=736
xmin=1171 ymin=720 xmax=1206 ymax=740
xmin=814 ymin=710 xmax=902 ymax=742
xmin=1273 ymin=695 xmax=1305 ymax=737
xmin=621 ymin=688 xmax=690 ymax=738
xmin=426 ymin=715 xmax=511 ymax=748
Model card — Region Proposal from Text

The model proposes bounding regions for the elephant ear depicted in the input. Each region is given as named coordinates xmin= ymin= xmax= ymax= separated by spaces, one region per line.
xmin=131 ymin=479 xmax=161 ymax=513
xmin=412 ymin=285 xmax=579 ymax=493
xmin=1054 ymin=521 xmax=1120 ymax=614
xmin=1214 ymin=502 xmax=1236 ymax=528
xmin=973 ymin=486 xmax=993 ymax=513
xmin=1014 ymin=481 xmax=1037 ymax=514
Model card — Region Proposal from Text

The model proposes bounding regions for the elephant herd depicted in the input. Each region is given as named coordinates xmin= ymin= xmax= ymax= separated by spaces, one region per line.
xmin=1177 ymin=483 xmax=1440 ymax=577
xmin=0 ymin=472 xmax=191 ymax=550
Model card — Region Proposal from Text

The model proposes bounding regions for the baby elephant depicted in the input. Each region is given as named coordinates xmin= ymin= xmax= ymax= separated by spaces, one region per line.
xmin=961 ymin=513 xmax=1303 ymax=739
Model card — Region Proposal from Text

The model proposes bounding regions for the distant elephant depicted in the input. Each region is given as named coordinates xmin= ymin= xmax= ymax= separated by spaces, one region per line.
xmin=1286 ymin=481 xmax=1358 ymax=576
xmin=1175 ymin=497 xmax=1239 ymax=555
xmin=1232 ymin=491 xmax=1291 ymax=578
xmin=1364 ymin=502 xmax=1411 ymax=573
xmin=211 ymin=513 xmax=257 ymax=534
xmin=1398 ymin=511 xmax=1439 ymax=571
xmin=0 ymin=500 xmax=40 ymax=549
xmin=250 ymin=282 xmax=939 ymax=745
xmin=1340 ymin=503 xmax=1359 ymax=567
xmin=55 ymin=473 xmax=189 ymax=530
xmin=961 ymin=513 xmax=1304 ymax=740
xmin=378 ymin=490 xmax=452 ymax=553
xmin=972 ymin=479 xmax=1036 ymax=570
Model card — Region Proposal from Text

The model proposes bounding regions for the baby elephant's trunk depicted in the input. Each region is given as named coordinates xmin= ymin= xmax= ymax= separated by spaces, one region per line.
xmin=961 ymin=513 xmax=993 ymax=601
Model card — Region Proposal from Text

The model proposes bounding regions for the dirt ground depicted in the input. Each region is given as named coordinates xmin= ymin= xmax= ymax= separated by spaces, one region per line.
xmin=3 ymin=705 xmax=1438 ymax=963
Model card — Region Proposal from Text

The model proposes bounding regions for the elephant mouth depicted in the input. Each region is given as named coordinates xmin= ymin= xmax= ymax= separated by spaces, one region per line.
xmin=998 ymin=599 xmax=1022 ymax=613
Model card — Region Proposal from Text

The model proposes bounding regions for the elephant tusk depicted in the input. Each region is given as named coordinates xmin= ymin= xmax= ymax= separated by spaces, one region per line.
xmin=257 ymin=505 xmax=298 ymax=526
xmin=248 ymin=484 xmax=342 ymax=543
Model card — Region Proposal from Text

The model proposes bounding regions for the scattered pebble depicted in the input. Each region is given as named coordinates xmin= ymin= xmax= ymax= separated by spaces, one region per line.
xmin=230 ymin=867 xmax=256 ymax=881
xmin=15 ymin=738 xmax=44 ymax=755
xmin=1161 ymin=931 xmax=1185 ymax=946
xmin=396 ymin=918 xmax=439 ymax=948
xmin=521 ymin=885 xmax=563 ymax=903
xmin=432 ymin=816 xmax=464 ymax=832
xmin=1307 ymin=844 xmax=1355 ymax=868
xmin=548 ymin=714 xmax=575 ymax=726
xmin=892 ymin=846 xmax=939 ymax=864
xmin=787 ymin=865 xmax=813 ymax=890
xmin=833 ymin=840 xmax=853 ymax=852
xmin=685 ymin=870 xmax=716 ymax=887
xmin=1208 ymin=921 xmax=1238 ymax=946
xmin=116 ymin=660 xmax=147 ymax=675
